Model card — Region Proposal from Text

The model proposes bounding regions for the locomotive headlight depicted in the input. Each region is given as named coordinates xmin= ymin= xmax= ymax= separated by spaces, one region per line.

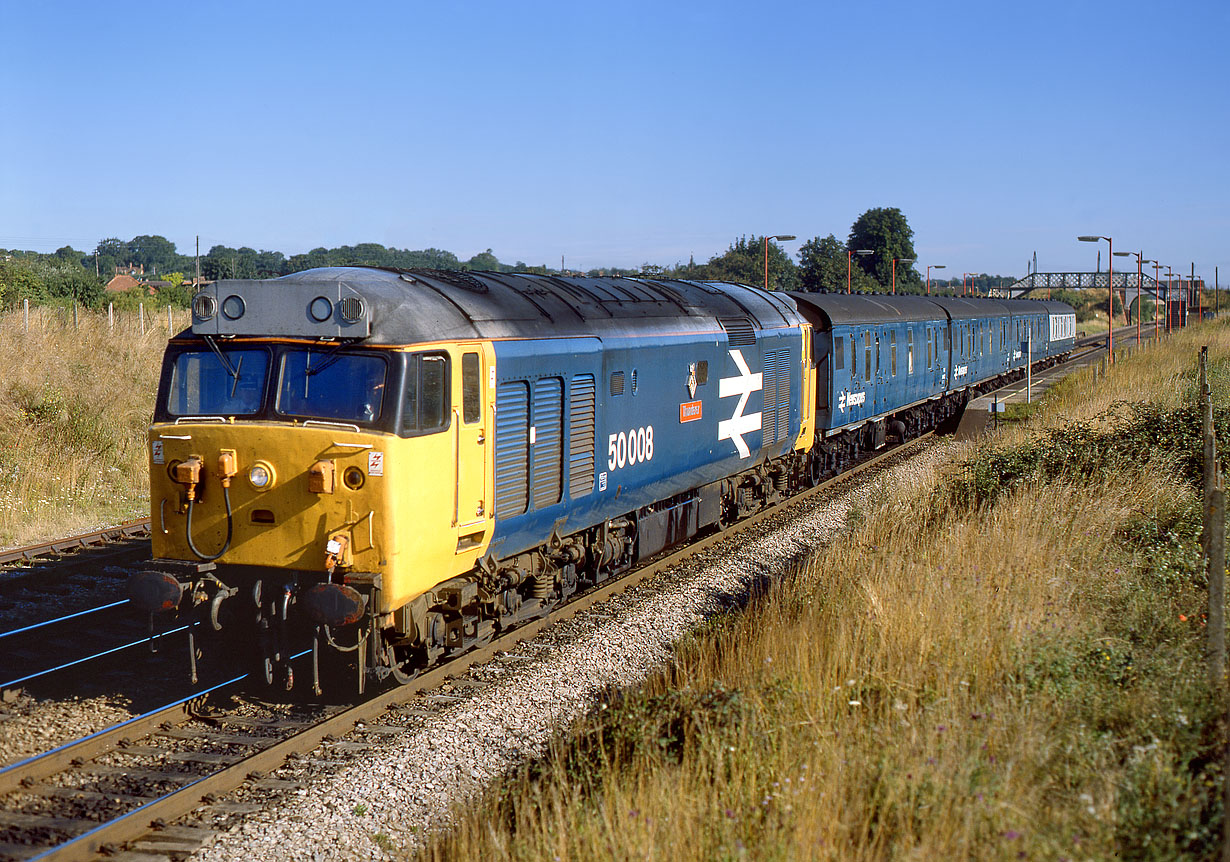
xmin=248 ymin=461 xmax=276 ymax=490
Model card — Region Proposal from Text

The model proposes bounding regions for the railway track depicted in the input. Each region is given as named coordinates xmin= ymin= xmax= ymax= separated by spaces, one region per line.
xmin=0 ymin=429 xmax=937 ymax=862
xmin=0 ymin=330 xmax=1142 ymax=860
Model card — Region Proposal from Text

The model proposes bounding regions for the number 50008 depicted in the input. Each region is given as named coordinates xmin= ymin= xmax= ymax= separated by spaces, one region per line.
xmin=607 ymin=426 xmax=654 ymax=471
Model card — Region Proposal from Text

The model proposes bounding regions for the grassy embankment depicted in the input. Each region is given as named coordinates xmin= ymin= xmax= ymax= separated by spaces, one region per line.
xmin=422 ymin=320 xmax=1230 ymax=861
xmin=0 ymin=305 xmax=176 ymax=546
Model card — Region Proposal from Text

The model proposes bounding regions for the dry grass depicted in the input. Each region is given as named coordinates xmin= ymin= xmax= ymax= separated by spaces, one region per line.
xmin=0 ymin=305 xmax=178 ymax=545
xmin=420 ymin=321 xmax=1229 ymax=861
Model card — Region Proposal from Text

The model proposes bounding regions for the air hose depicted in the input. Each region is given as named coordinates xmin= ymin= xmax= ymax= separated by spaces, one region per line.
xmin=185 ymin=483 xmax=234 ymax=561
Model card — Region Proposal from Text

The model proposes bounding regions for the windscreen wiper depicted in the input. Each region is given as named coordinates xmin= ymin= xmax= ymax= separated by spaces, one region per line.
xmin=306 ymin=341 xmax=350 ymax=377
xmin=203 ymin=335 xmax=241 ymax=381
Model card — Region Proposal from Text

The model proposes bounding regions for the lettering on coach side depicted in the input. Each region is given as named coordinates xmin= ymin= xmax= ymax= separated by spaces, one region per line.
xmin=679 ymin=400 xmax=702 ymax=423
xmin=718 ymin=349 xmax=762 ymax=458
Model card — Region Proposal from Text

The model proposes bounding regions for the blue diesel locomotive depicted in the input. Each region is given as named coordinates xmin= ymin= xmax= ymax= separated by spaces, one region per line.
xmin=135 ymin=267 xmax=1074 ymax=691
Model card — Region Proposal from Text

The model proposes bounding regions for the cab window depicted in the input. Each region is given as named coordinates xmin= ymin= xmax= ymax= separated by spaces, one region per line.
xmin=402 ymin=353 xmax=450 ymax=435
xmin=167 ymin=348 xmax=269 ymax=416
xmin=276 ymin=349 xmax=386 ymax=424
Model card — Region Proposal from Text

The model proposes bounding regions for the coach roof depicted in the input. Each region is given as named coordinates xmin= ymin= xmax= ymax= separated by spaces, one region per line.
xmin=785 ymin=293 xmax=949 ymax=328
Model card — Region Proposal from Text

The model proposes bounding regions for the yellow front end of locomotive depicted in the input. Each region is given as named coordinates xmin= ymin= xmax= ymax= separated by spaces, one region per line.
xmin=149 ymin=343 xmax=496 ymax=615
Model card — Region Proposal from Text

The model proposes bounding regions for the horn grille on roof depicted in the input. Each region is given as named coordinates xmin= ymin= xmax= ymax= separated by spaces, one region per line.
xmin=338 ymin=296 xmax=365 ymax=324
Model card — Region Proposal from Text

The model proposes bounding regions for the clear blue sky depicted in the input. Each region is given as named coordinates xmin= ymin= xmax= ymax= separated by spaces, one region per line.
xmin=2 ymin=0 xmax=1227 ymax=281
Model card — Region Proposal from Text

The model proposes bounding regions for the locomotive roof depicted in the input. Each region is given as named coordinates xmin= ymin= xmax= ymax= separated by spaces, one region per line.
xmin=187 ymin=267 xmax=802 ymax=344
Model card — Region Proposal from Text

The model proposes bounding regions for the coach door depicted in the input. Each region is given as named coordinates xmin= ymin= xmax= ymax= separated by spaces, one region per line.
xmin=454 ymin=343 xmax=494 ymax=545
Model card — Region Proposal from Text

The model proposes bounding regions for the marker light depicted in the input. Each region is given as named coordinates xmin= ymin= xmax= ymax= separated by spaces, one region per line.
xmin=248 ymin=461 xmax=276 ymax=490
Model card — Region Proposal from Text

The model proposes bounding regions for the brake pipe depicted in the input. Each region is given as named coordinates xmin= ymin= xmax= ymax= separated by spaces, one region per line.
xmin=184 ymin=484 xmax=234 ymax=562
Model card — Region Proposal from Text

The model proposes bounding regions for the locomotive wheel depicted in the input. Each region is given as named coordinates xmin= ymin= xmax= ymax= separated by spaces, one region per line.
xmin=807 ymin=454 xmax=823 ymax=487
xmin=385 ymin=644 xmax=420 ymax=685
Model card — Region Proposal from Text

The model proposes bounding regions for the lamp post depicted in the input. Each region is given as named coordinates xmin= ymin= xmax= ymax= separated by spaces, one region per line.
xmin=1126 ymin=252 xmax=1151 ymax=349
xmin=926 ymin=264 xmax=946 ymax=295
xmin=1192 ymin=263 xmax=1200 ymax=322
xmin=1151 ymin=261 xmax=1163 ymax=341
xmin=1078 ymin=235 xmax=1116 ymax=363
xmin=963 ymin=272 xmax=975 ymax=298
xmin=891 ymin=258 xmax=914 ymax=295
xmin=763 ymin=235 xmax=796 ymax=291
xmin=847 ymin=248 xmax=872 ymax=294
xmin=1165 ymin=268 xmax=1176 ymax=334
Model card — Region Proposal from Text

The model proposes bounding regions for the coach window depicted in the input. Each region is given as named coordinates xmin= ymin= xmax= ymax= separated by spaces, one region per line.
xmin=834 ymin=336 xmax=845 ymax=371
xmin=890 ymin=331 xmax=897 ymax=376
xmin=864 ymin=332 xmax=871 ymax=382
xmin=401 ymin=353 xmax=450 ymax=435
xmin=908 ymin=332 xmax=914 ymax=375
xmin=462 ymin=353 xmax=481 ymax=424
xmin=850 ymin=335 xmax=857 ymax=377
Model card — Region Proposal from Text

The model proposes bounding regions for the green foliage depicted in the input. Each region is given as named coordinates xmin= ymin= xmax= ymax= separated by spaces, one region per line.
xmin=533 ymin=682 xmax=753 ymax=793
xmin=465 ymin=248 xmax=502 ymax=271
xmin=0 ymin=257 xmax=106 ymax=309
xmin=797 ymin=234 xmax=847 ymax=292
xmin=126 ymin=234 xmax=180 ymax=275
xmin=848 ymin=207 xmax=919 ymax=290
xmin=10 ymin=382 xmax=115 ymax=456
xmin=947 ymin=401 xmax=1226 ymax=510
xmin=697 ymin=235 xmax=798 ymax=291
xmin=282 ymin=244 xmax=465 ymax=275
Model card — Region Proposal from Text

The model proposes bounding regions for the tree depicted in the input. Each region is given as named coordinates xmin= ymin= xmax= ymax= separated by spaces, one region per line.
xmin=797 ymin=234 xmax=849 ymax=292
xmin=127 ymin=235 xmax=180 ymax=275
xmin=704 ymin=236 xmax=798 ymax=291
xmin=54 ymin=246 xmax=84 ymax=267
xmin=94 ymin=237 xmax=127 ymax=277
xmin=848 ymin=207 xmax=919 ymax=291
xmin=466 ymin=249 xmax=501 ymax=271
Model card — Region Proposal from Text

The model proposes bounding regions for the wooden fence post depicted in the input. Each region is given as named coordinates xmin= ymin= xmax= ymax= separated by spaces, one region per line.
xmin=1208 ymin=461 xmax=1225 ymax=690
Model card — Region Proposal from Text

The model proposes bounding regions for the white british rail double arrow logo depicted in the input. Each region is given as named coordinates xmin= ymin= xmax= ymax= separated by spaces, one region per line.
xmin=718 ymin=349 xmax=762 ymax=458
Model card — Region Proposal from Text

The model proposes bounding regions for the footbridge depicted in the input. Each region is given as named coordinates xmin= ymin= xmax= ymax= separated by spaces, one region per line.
xmin=991 ymin=271 xmax=1204 ymax=326
xmin=995 ymin=271 xmax=1163 ymax=300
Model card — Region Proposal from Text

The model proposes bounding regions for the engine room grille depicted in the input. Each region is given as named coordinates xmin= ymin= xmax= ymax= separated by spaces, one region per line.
xmin=719 ymin=317 xmax=756 ymax=347
xmin=532 ymin=378 xmax=564 ymax=510
xmin=762 ymin=349 xmax=791 ymax=446
xmin=495 ymin=382 xmax=529 ymax=517
xmin=569 ymin=374 xmax=596 ymax=497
